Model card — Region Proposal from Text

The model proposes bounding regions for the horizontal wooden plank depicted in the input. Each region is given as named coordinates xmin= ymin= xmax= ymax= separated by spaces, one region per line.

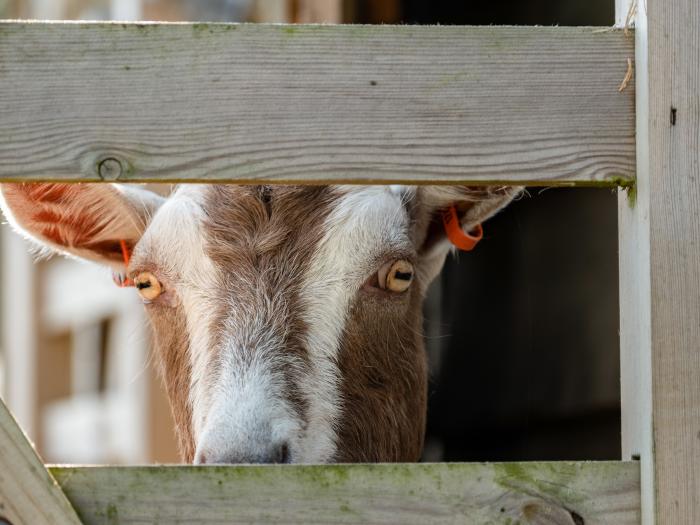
xmin=0 ymin=22 xmax=635 ymax=185
xmin=50 ymin=462 xmax=640 ymax=524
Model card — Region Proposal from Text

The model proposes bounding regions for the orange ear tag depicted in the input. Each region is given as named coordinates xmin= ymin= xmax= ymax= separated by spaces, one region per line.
xmin=115 ymin=239 xmax=134 ymax=288
xmin=442 ymin=205 xmax=483 ymax=252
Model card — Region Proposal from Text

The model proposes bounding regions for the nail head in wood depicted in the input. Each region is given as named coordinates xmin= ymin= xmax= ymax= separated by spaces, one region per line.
xmin=98 ymin=157 xmax=123 ymax=181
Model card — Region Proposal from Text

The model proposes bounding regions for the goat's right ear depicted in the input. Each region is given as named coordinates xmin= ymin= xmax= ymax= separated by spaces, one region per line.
xmin=0 ymin=183 xmax=164 ymax=269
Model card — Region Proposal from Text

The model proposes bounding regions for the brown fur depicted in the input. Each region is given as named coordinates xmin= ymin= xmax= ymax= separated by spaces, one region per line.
xmin=194 ymin=186 xmax=431 ymax=462
xmin=0 ymin=182 xmax=517 ymax=463
xmin=334 ymin=288 xmax=428 ymax=461
xmin=175 ymin=185 xmax=435 ymax=462
xmin=147 ymin=303 xmax=196 ymax=461
xmin=333 ymin=190 xmax=430 ymax=461
xmin=200 ymin=186 xmax=337 ymax=455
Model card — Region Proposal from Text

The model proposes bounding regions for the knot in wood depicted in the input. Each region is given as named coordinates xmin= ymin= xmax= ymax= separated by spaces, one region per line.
xmin=98 ymin=157 xmax=123 ymax=181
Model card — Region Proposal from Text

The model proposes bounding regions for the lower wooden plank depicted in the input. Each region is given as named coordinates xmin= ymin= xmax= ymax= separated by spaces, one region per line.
xmin=50 ymin=462 xmax=640 ymax=524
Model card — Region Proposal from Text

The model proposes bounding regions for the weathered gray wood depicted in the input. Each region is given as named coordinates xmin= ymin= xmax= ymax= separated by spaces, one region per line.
xmin=617 ymin=2 xmax=653 ymax=524
xmin=615 ymin=0 xmax=635 ymax=28
xmin=618 ymin=0 xmax=700 ymax=523
xmin=50 ymin=462 xmax=640 ymax=524
xmin=0 ymin=22 xmax=634 ymax=185
xmin=0 ymin=399 xmax=82 ymax=525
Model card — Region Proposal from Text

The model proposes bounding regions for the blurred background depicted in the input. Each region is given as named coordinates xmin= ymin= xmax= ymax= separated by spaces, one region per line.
xmin=0 ymin=0 xmax=619 ymax=464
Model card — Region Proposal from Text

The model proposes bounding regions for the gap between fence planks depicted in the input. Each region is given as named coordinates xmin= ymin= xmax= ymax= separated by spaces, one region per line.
xmin=0 ymin=398 xmax=82 ymax=525
xmin=0 ymin=22 xmax=634 ymax=186
xmin=50 ymin=462 xmax=640 ymax=524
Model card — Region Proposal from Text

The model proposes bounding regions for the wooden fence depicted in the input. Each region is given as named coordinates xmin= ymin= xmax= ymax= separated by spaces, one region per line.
xmin=0 ymin=23 xmax=634 ymax=186
xmin=0 ymin=0 xmax=699 ymax=522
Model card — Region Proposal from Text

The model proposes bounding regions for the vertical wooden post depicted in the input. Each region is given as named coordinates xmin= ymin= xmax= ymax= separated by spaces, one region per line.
xmin=614 ymin=0 xmax=632 ymax=27
xmin=618 ymin=0 xmax=700 ymax=523
xmin=1 ymin=230 xmax=38 ymax=439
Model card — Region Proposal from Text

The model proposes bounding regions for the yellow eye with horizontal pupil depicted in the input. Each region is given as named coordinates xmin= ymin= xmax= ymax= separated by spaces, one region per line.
xmin=384 ymin=260 xmax=414 ymax=293
xmin=134 ymin=272 xmax=162 ymax=301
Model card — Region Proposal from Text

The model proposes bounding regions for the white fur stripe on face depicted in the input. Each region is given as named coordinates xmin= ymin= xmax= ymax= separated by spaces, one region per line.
xmin=138 ymin=186 xmax=221 ymax=440
xmin=194 ymin=342 xmax=302 ymax=464
xmin=297 ymin=187 xmax=412 ymax=462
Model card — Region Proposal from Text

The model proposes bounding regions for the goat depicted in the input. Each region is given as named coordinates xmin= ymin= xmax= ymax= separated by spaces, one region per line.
xmin=0 ymin=183 xmax=517 ymax=464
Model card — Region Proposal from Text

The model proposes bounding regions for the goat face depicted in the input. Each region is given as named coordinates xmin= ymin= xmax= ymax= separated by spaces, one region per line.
xmin=0 ymin=183 xmax=518 ymax=463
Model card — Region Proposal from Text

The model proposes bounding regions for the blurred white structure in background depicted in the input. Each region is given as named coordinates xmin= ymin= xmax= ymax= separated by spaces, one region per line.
xmin=1 ymin=224 xmax=155 ymax=463
xmin=1 ymin=229 xmax=36 ymax=438
xmin=40 ymin=259 xmax=150 ymax=463
xmin=112 ymin=0 xmax=140 ymax=20
xmin=29 ymin=0 xmax=68 ymax=18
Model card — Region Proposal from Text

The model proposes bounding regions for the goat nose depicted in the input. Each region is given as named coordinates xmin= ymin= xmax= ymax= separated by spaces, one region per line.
xmin=195 ymin=442 xmax=290 ymax=465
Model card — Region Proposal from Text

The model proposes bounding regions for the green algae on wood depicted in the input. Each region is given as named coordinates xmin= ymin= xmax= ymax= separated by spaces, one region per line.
xmin=49 ymin=462 xmax=640 ymax=524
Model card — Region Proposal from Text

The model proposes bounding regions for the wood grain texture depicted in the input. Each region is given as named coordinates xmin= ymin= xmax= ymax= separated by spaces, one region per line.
xmin=0 ymin=399 xmax=82 ymax=525
xmin=0 ymin=22 xmax=634 ymax=185
xmin=619 ymin=0 xmax=700 ymax=523
xmin=50 ymin=462 xmax=640 ymax=524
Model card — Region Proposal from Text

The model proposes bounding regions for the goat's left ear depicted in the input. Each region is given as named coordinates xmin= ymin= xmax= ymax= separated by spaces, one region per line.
xmin=418 ymin=186 xmax=522 ymax=284
xmin=0 ymin=183 xmax=164 ymax=269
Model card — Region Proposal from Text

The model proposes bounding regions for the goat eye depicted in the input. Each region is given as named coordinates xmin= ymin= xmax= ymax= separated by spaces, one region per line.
xmin=379 ymin=260 xmax=414 ymax=293
xmin=134 ymin=272 xmax=162 ymax=301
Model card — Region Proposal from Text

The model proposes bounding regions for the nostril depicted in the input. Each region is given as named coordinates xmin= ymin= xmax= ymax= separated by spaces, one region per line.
xmin=277 ymin=443 xmax=290 ymax=464
xmin=194 ymin=441 xmax=290 ymax=464
xmin=194 ymin=450 xmax=208 ymax=464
